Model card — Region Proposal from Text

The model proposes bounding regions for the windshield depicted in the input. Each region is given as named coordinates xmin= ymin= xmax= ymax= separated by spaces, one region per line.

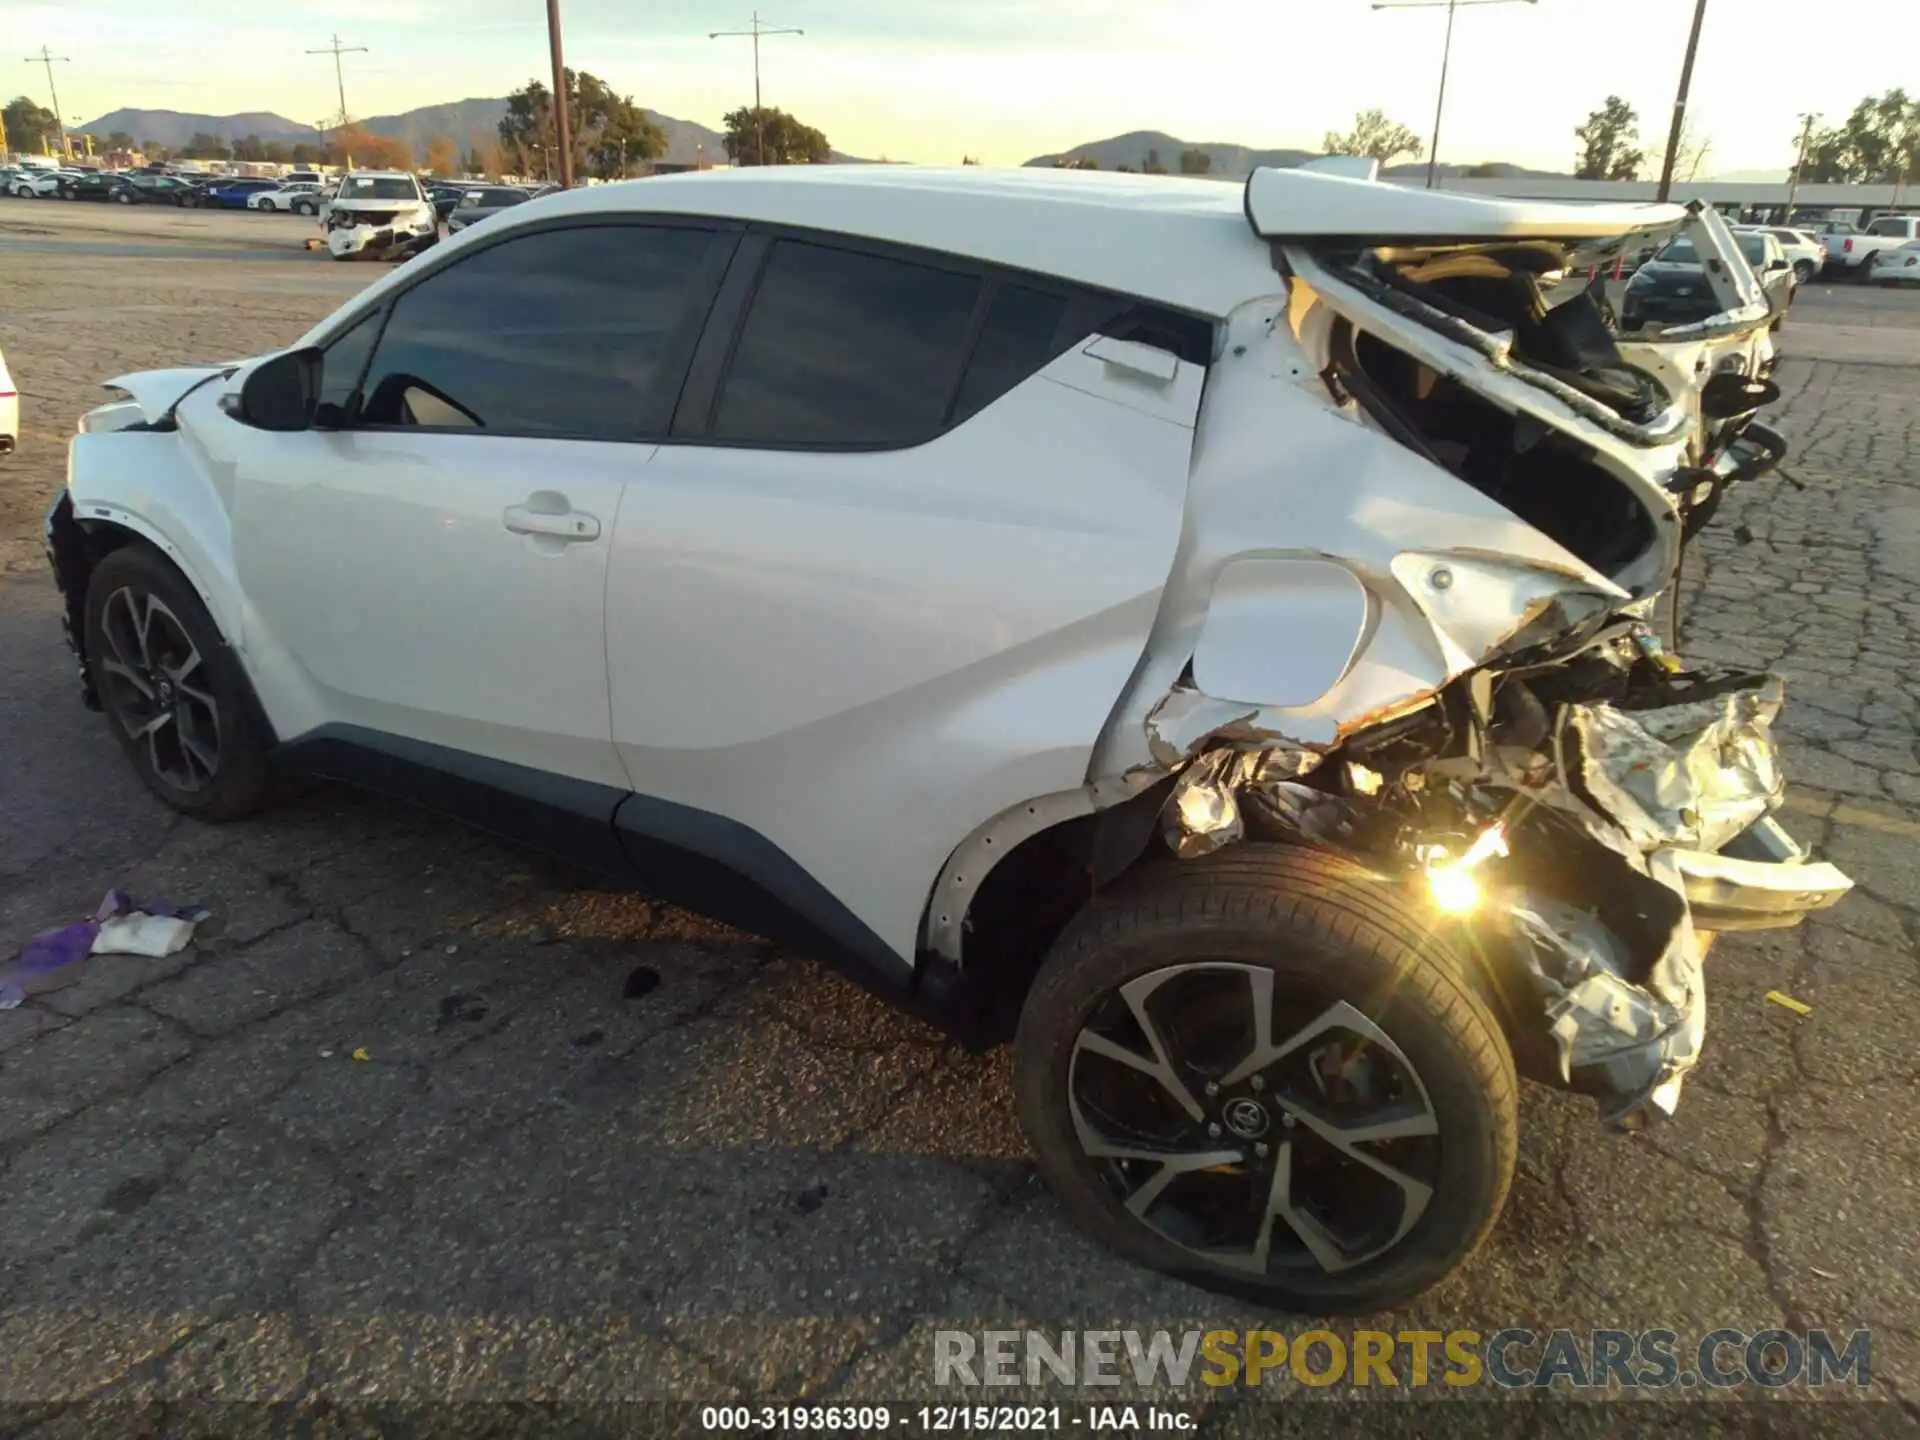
xmin=339 ymin=176 xmax=418 ymax=201
xmin=1655 ymin=237 xmax=1699 ymax=265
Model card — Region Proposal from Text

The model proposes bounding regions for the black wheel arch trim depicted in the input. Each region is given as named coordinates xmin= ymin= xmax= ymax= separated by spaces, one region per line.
xmin=270 ymin=724 xmax=947 ymax=1022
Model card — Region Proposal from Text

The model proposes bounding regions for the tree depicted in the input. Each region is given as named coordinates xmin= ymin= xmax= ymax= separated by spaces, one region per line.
xmin=1178 ymin=147 xmax=1212 ymax=175
xmin=720 ymin=105 xmax=829 ymax=166
xmin=326 ymin=123 xmax=411 ymax=171
xmin=1675 ymin=119 xmax=1713 ymax=184
xmin=425 ymin=133 xmax=460 ymax=176
xmin=106 ymin=129 xmax=135 ymax=152
xmin=5 ymin=95 xmax=62 ymax=152
xmin=183 ymin=131 xmax=230 ymax=159
xmin=290 ymin=142 xmax=318 ymax=166
xmin=961 ymin=155 xmax=980 ymax=165
xmin=1800 ymin=90 xmax=1920 ymax=183
xmin=500 ymin=69 xmax=667 ymax=180
xmin=1052 ymin=155 xmax=1099 ymax=170
xmin=1141 ymin=147 xmax=1169 ymax=174
xmin=1574 ymin=96 xmax=1645 ymax=181
xmin=1323 ymin=108 xmax=1423 ymax=164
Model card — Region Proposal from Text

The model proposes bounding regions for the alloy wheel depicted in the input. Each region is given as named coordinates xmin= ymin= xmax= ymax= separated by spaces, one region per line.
xmin=1068 ymin=962 xmax=1440 ymax=1276
xmin=95 ymin=585 xmax=222 ymax=792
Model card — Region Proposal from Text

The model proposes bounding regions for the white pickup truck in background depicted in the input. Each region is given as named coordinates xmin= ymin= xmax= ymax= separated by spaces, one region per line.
xmin=1819 ymin=214 xmax=1920 ymax=278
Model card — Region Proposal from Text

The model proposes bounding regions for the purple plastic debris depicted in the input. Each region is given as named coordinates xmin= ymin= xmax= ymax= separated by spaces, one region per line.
xmin=0 ymin=891 xmax=214 ymax=1009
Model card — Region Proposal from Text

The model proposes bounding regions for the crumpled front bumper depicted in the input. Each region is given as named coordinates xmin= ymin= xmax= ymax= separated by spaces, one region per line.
xmin=325 ymin=220 xmax=434 ymax=261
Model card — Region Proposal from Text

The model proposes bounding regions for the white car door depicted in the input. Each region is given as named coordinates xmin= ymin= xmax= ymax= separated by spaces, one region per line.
xmin=605 ymin=231 xmax=1204 ymax=973
xmin=225 ymin=218 xmax=739 ymax=793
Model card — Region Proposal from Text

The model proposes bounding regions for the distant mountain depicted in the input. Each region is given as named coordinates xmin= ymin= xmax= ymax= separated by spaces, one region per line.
xmin=76 ymin=108 xmax=312 ymax=147
xmin=1025 ymin=131 xmax=1314 ymax=177
xmin=77 ymin=99 xmax=732 ymax=168
xmin=1025 ymin=132 xmax=1570 ymax=181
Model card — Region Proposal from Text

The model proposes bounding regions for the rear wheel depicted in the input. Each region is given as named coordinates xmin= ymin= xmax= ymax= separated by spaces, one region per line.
xmin=1793 ymin=259 xmax=1815 ymax=286
xmin=84 ymin=543 xmax=273 ymax=821
xmin=293 ymin=199 xmax=317 ymax=216
xmin=258 ymin=197 xmax=276 ymax=212
xmin=1015 ymin=844 xmax=1516 ymax=1313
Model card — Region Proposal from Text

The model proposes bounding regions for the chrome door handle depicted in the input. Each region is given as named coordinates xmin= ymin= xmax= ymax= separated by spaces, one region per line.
xmin=503 ymin=503 xmax=600 ymax=541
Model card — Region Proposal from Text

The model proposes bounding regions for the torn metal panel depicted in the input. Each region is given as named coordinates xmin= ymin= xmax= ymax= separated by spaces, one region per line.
xmin=1504 ymin=854 xmax=1708 ymax=1129
xmin=1568 ymin=675 xmax=1786 ymax=853
xmin=1142 ymin=687 xmax=1328 ymax=771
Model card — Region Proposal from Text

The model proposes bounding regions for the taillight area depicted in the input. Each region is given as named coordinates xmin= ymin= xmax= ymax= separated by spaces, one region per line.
xmin=1844 ymin=238 xmax=1854 ymax=252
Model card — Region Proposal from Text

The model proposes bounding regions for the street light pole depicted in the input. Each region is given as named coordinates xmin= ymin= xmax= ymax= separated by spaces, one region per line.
xmin=710 ymin=13 xmax=804 ymax=166
xmin=1785 ymin=112 xmax=1817 ymax=220
xmin=1655 ymin=0 xmax=1709 ymax=203
xmin=545 ymin=0 xmax=574 ymax=187
xmin=1372 ymin=0 xmax=1538 ymax=190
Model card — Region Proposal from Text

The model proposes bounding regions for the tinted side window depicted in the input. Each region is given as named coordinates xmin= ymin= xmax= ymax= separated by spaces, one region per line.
xmin=1869 ymin=218 xmax=1905 ymax=236
xmin=712 ymin=239 xmax=981 ymax=446
xmin=951 ymin=284 xmax=1069 ymax=424
xmin=356 ymin=224 xmax=729 ymax=439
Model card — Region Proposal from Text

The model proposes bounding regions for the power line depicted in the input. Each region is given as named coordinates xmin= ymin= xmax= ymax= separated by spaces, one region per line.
xmin=23 ymin=46 xmax=72 ymax=158
xmin=305 ymin=33 xmax=368 ymax=129
xmin=709 ymin=12 xmax=804 ymax=166
xmin=1370 ymin=0 xmax=1539 ymax=191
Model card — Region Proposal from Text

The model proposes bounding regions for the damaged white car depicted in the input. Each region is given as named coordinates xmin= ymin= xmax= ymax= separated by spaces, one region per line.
xmin=45 ymin=164 xmax=1848 ymax=1312
xmin=320 ymin=169 xmax=437 ymax=261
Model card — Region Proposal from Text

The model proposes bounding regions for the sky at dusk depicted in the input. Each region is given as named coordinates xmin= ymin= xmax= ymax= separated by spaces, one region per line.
xmin=8 ymin=0 xmax=1896 ymax=174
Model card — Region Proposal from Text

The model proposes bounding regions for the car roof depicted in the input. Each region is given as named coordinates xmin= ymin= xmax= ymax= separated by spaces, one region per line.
xmin=340 ymin=170 xmax=417 ymax=181
xmin=519 ymin=165 xmax=1280 ymax=317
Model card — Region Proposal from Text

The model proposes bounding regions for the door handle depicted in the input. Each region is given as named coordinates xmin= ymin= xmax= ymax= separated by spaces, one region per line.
xmin=504 ymin=500 xmax=600 ymax=542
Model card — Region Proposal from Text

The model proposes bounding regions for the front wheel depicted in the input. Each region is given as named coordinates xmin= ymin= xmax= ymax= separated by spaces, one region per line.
xmin=1015 ymin=844 xmax=1517 ymax=1313
xmin=84 ymin=543 xmax=273 ymax=821
xmin=257 ymin=198 xmax=276 ymax=212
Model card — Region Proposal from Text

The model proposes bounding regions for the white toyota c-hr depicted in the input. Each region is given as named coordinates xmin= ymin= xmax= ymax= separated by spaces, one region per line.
xmin=45 ymin=164 xmax=1847 ymax=1311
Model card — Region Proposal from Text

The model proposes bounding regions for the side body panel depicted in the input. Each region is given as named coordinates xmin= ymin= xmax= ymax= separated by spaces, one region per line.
xmin=606 ymin=348 xmax=1201 ymax=968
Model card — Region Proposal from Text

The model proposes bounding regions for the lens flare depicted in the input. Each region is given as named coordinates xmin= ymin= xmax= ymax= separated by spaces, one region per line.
xmin=1423 ymin=823 xmax=1510 ymax=915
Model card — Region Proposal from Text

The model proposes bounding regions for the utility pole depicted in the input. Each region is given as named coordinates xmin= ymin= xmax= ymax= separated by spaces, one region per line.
xmin=710 ymin=13 xmax=804 ymax=166
xmin=24 ymin=47 xmax=72 ymax=158
xmin=1655 ymin=0 xmax=1709 ymax=203
xmin=1785 ymin=112 xmax=1817 ymax=219
xmin=544 ymin=0 xmax=574 ymax=188
xmin=1370 ymin=0 xmax=1538 ymax=191
xmin=305 ymin=34 xmax=367 ymax=130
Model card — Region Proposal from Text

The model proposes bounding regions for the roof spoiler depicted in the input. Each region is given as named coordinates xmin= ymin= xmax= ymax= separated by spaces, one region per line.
xmin=1243 ymin=165 xmax=1688 ymax=243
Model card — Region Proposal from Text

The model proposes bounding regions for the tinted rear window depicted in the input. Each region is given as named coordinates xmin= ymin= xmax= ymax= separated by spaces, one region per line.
xmin=712 ymin=239 xmax=982 ymax=446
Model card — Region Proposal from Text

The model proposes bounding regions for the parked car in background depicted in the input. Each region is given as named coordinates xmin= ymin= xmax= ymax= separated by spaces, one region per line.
xmin=46 ymin=168 xmax=1830 ymax=1314
xmin=122 ymin=173 xmax=202 ymax=206
xmin=443 ymin=184 xmax=546 ymax=233
xmin=1621 ymin=229 xmax=1793 ymax=332
xmin=1868 ymin=240 xmax=1920 ymax=287
xmin=0 ymin=343 xmax=15 ymax=456
xmin=16 ymin=169 xmax=80 ymax=199
xmin=249 ymin=182 xmax=326 ymax=215
xmin=1818 ymin=214 xmax=1920 ymax=279
xmin=1740 ymin=226 xmax=1826 ymax=286
xmin=56 ymin=172 xmax=139 ymax=203
xmin=201 ymin=178 xmax=282 ymax=209
xmin=425 ymin=183 xmax=473 ymax=224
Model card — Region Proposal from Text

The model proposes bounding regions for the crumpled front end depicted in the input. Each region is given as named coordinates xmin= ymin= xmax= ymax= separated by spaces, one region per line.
xmin=1157 ymin=627 xmax=1851 ymax=1129
xmin=324 ymin=204 xmax=435 ymax=261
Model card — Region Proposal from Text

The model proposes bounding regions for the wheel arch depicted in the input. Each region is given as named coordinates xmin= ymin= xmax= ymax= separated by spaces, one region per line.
xmin=916 ymin=770 xmax=1176 ymax=1043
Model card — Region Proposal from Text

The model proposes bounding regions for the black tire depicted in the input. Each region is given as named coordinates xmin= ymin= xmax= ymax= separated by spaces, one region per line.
xmin=1794 ymin=259 xmax=1815 ymax=286
xmin=293 ymin=200 xmax=316 ymax=216
xmin=84 ymin=542 xmax=272 ymax=822
xmin=114 ymin=190 xmax=132 ymax=204
xmin=1015 ymin=843 xmax=1517 ymax=1314
xmin=258 ymin=197 xmax=276 ymax=212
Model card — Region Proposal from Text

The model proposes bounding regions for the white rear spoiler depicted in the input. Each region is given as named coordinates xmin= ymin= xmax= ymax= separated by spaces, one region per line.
xmin=1244 ymin=165 xmax=1687 ymax=243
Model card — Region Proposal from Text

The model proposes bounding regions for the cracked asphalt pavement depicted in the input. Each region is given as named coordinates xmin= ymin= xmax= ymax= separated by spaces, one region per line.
xmin=2 ymin=204 xmax=1918 ymax=1434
